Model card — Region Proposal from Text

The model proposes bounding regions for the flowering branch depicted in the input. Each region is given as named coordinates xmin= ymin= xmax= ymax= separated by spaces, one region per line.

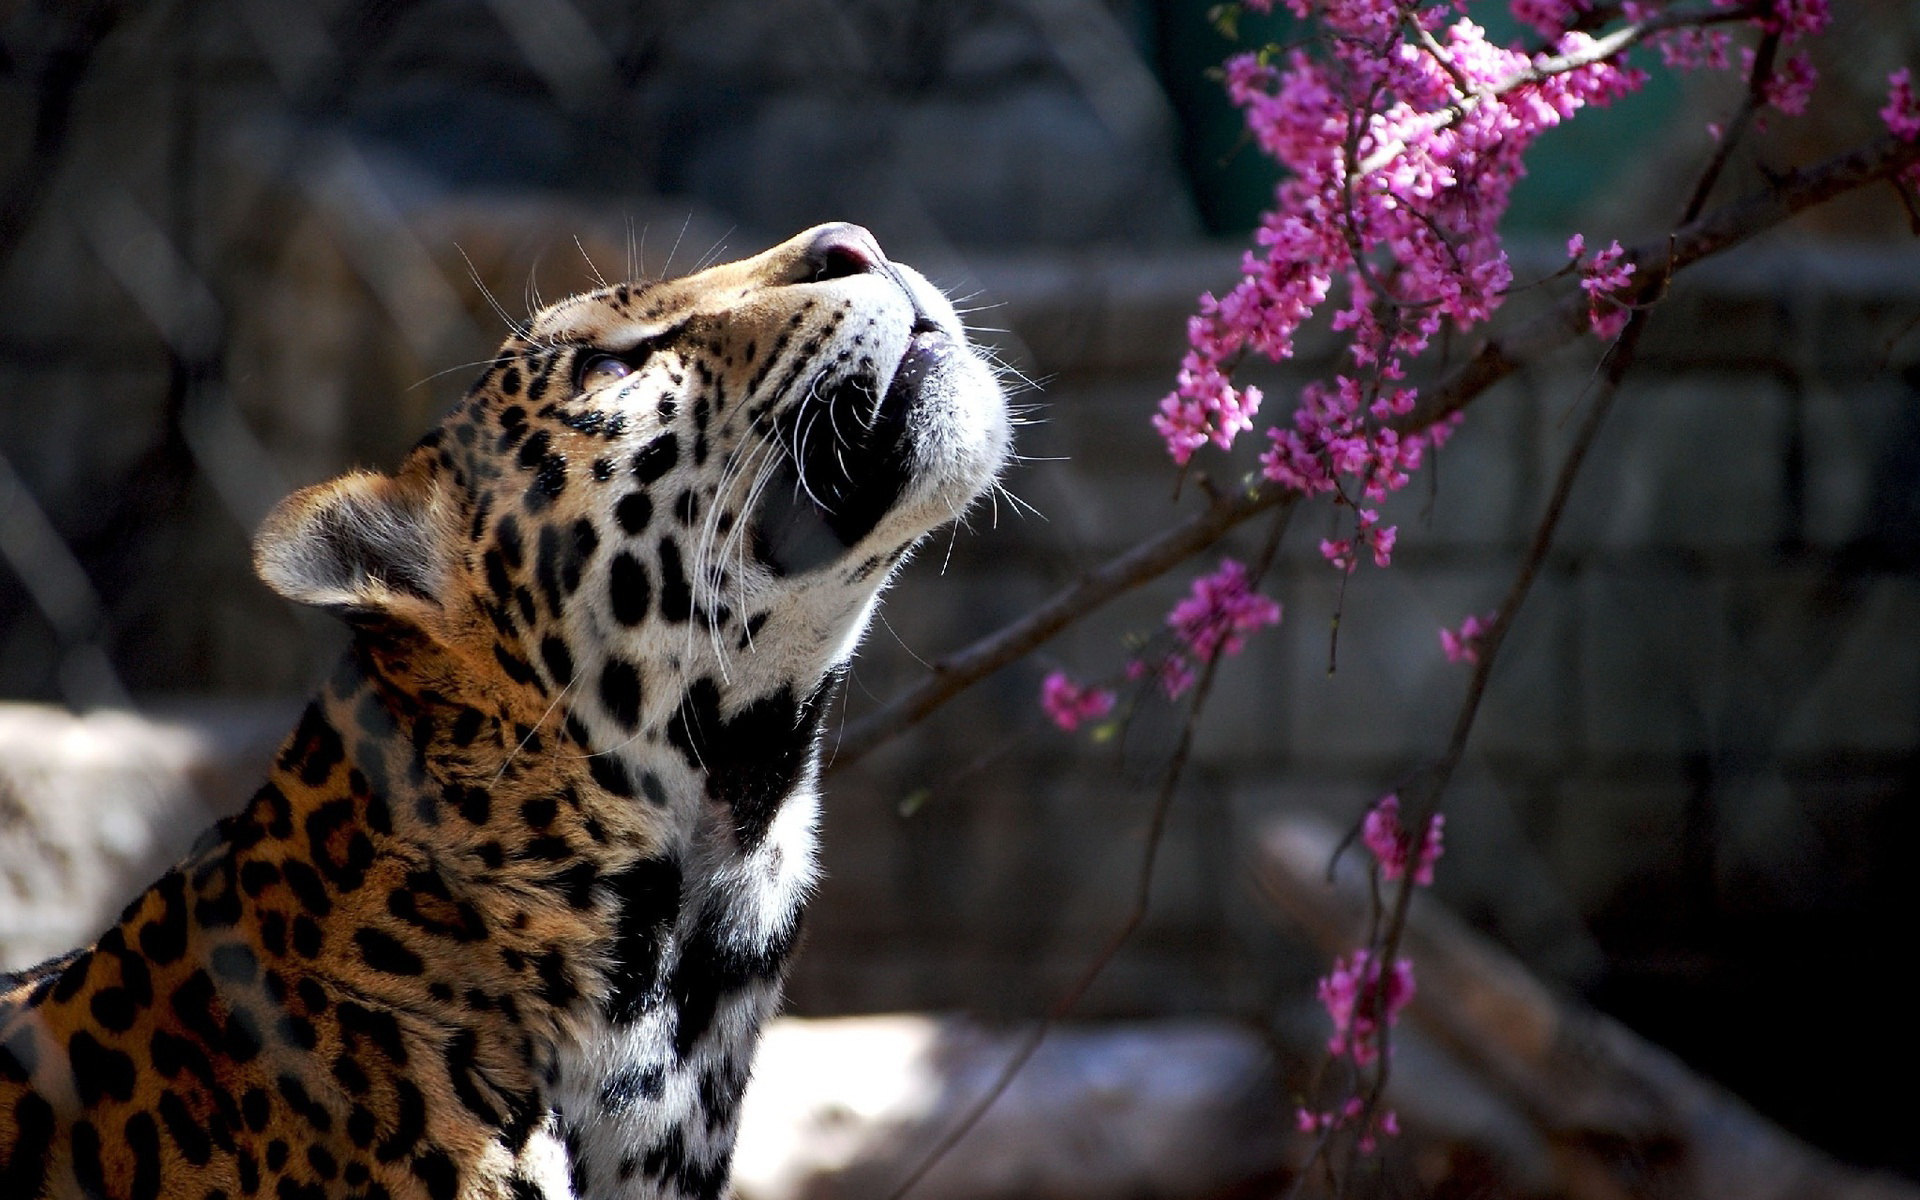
xmin=1356 ymin=3 xmax=1759 ymax=177
xmin=1293 ymin=36 xmax=1794 ymax=1187
xmin=1398 ymin=127 xmax=1920 ymax=433
xmin=830 ymin=128 xmax=1920 ymax=777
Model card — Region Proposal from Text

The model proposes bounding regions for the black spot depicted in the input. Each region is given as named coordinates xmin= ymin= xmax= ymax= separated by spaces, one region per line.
xmin=132 ymin=880 xmax=186 ymax=966
xmin=533 ymin=948 xmax=576 ymax=1006
xmin=501 ymin=368 xmax=522 ymax=396
xmin=633 ymin=432 xmax=679 ymax=483
xmin=520 ymin=796 xmax=558 ymax=830
xmin=603 ymin=856 xmax=684 ymax=1024
xmin=240 ymin=860 xmax=282 ymax=897
xmin=493 ymin=644 xmax=541 ymax=688
xmin=616 ymin=492 xmax=653 ymax=535
xmin=588 ymin=753 xmax=637 ymax=798
xmin=377 ymin=1083 xmax=427 ymax=1162
xmin=159 ymin=1089 xmax=213 ymax=1166
xmin=450 ymin=707 xmax=485 ymax=747
xmin=88 ymin=986 xmax=137 ymax=1031
xmin=528 ymin=455 xmax=568 ymax=508
xmin=281 ymin=860 xmax=333 ymax=917
xmin=292 ymin=914 xmax=324 ymax=957
xmin=242 ymin=1087 xmax=271 ymax=1132
xmin=266 ymin=1139 xmax=289 ymax=1171
xmin=69 ymin=1031 xmax=137 ymax=1105
xmin=333 ymin=1055 xmax=370 ymax=1095
xmin=71 ymin=1119 xmax=107 ymax=1198
xmin=450 ymin=784 xmax=491 ymax=825
xmin=306 ymin=800 xmax=375 ymax=892
xmin=666 ymin=673 xmax=839 ymax=850
xmin=565 ymin=519 xmax=598 ymax=593
xmin=280 ymin=703 xmax=344 ymax=787
xmin=1 ymin=1092 xmax=55 ymax=1196
xmin=541 ymin=860 xmax=600 ymax=909
xmin=413 ymin=1147 xmax=461 ymax=1200
xmin=444 ymin=1029 xmax=501 ymax=1125
xmin=609 ymin=551 xmax=651 ymax=626
xmin=674 ymin=488 xmax=700 ymax=525
xmin=658 ymin=538 xmax=692 ymax=622
xmin=540 ymin=636 xmax=575 ymax=686
xmin=193 ymin=854 xmax=244 ymax=929
xmin=599 ymin=658 xmax=644 ymax=730
xmin=354 ymin=928 xmax=425 ymax=976
xmin=348 ymin=1105 xmax=377 ymax=1148
xmin=600 ymin=1065 xmax=666 ymax=1110
xmin=640 ymin=771 xmax=669 ymax=807
xmin=309 ymin=1145 xmax=339 ymax=1180
xmin=592 ymin=457 xmax=615 ymax=480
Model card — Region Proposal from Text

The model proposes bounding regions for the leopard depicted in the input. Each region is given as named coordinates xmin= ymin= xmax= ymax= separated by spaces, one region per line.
xmin=0 ymin=222 xmax=1010 ymax=1200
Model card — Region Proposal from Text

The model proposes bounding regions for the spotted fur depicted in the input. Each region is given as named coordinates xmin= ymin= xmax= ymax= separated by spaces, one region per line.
xmin=0 ymin=224 xmax=1009 ymax=1200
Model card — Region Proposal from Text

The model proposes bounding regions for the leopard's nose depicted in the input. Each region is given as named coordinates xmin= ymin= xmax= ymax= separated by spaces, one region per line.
xmin=796 ymin=223 xmax=884 ymax=283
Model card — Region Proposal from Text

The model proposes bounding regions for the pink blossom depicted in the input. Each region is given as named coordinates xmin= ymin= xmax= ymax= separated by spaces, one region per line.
xmin=1574 ymin=237 xmax=1635 ymax=338
xmin=1167 ymin=558 xmax=1282 ymax=663
xmin=1511 ymin=0 xmax=1585 ymax=39
xmin=1440 ymin=610 xmax=1496 ymax=664
xmin=1361 ymin=793 xmax=1446 ymax=886
xmin=1651 ymin=26 xmax=1732 ymax=72
xmin=1762 ymin=0 xmax=1829 ymax=42
xmin=1174 ymin=13 xmax=1646 ymax=586
xmin=1040 ymin=671 xmax=1116 ymax=733
xmin=1752 ymin=50 xmax=1816 ymax=116
xmin=1317 ymin=950 xmax=1416 ymax=1066
xmin=1885 ymin=69 xmax=1920 ymax=141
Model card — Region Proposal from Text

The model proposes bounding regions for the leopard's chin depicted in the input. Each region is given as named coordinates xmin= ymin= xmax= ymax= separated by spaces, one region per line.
xmin=755 ymin=318 xmax=995 ymax=578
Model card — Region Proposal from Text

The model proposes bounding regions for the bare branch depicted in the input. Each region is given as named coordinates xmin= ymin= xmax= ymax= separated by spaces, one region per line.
xmin=880 ymin=507 xmax=1293 ymax=1200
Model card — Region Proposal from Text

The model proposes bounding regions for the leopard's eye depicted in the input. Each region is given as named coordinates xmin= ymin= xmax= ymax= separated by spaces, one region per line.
xmin=577 ymin=353 xmax=633 ymax=393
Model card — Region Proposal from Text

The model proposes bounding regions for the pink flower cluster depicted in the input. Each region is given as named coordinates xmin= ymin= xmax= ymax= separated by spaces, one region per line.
xmin=1641 ymin=0 xmax=1830 ymax=127
xmin=1318 ymin=949 xmax=1415 ymax=1066
xmin=1882 ymin=69 xmax=1920 ymax=189
xmin=1295 ymin=1094 xmax=1402 ymax=1153
xmin=1040 ymin=671 xmax=1116 ymax=733
xmin=1569 ymin=234 xmax=1635 ymax=339
xmin=1887 ymin=69 xmax=1920 ymax=139
xmin=1440 ymin=610 xmax=1497 ymax=664
xmin=1130 ymin=558 xmax=1283 ymax=700
xmin=1168 ymin=558 xmax=1283 ymax=661
xmin=1511 ymin=0 xmax=1586 ymax=39
xmin=1362 ymin=793 xmax=1446 ymax=885
xmin=1160 ymin=5 xmax=1644 ymax=590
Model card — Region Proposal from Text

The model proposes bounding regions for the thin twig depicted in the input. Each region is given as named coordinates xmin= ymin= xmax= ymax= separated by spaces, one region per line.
xmin=880 ymin=507 xmax=1293 ymax=1200
xmin=830 ymin=129 xmax=1920 ymax=775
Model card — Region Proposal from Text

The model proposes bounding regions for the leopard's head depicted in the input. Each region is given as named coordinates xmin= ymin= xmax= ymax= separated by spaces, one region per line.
xmin=253 ymin=224 xmax=1009 ymax=762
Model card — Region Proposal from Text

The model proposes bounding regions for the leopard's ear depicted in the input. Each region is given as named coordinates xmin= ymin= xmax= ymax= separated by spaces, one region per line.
xmin=253 ymin=458 xmax=454 ymax=621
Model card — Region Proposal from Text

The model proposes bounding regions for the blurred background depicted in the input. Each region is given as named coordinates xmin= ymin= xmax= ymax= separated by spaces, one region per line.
xmin=3 ymin=1 xmax=1919 ymax=1196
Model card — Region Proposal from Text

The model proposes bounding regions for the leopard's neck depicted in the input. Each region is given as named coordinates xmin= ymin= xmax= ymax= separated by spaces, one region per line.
xmin=298 ymin=632 xmax=837 ymax=1200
